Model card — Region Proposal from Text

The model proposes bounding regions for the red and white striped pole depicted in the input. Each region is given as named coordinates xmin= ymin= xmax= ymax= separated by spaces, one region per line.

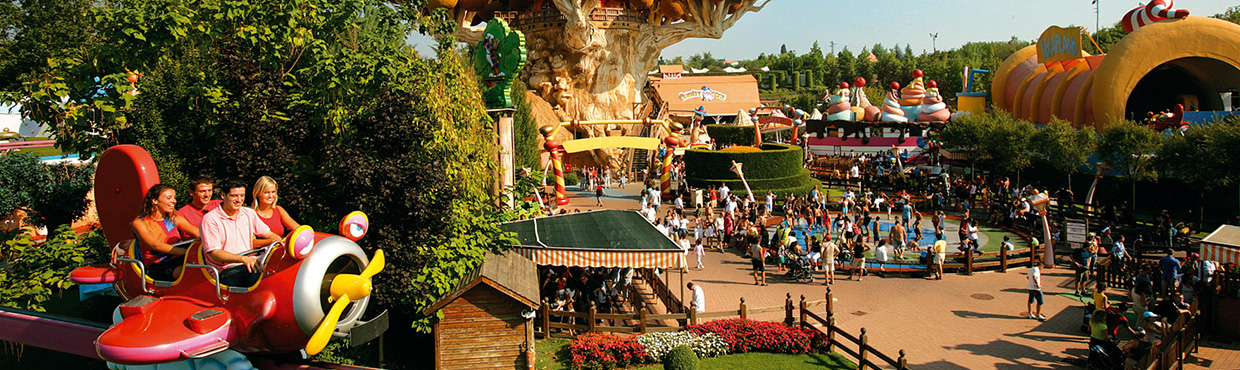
xmin=545 ymin=139 xmax=569 ymax=206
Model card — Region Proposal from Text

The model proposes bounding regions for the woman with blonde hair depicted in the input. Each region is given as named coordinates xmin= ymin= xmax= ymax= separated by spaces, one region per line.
xmin=132 ymin=184 xmax=199 ymax=280
xmin=252 ymin=176 xmax=301 ymax=237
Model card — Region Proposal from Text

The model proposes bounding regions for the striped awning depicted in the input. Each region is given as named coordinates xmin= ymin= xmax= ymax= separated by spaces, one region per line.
xmin=1201 ymin=225 xmax=1240 ymax=265
xmin=513 ymin=247 xmax=685 ymax=269
xmin=1200 ymin=243 xmax=1240 ymax=266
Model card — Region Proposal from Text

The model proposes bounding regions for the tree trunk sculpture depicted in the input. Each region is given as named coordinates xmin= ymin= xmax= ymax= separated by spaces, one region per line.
xmin=435 ymin=0 xmax=768 ymax=171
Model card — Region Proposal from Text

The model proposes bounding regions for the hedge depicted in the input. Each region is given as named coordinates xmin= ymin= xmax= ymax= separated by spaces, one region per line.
xmin=686 ymin=168 xmax=818 ymax=196
xmin=704 ymin=125 xmax=785 ymax=147
xmin=683 ymin=143 xmax=804 ymax=180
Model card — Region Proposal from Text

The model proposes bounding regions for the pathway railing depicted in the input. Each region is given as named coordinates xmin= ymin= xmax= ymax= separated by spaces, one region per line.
xmin=1133 ymin=297 xmax=1201 ymax=370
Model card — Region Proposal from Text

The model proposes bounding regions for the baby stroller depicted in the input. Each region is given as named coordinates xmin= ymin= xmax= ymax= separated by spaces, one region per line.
xmin=1088 ymin=343 xmax=1125 ymax=370
xmin=784 ymin=252 xmax=816 ymax=283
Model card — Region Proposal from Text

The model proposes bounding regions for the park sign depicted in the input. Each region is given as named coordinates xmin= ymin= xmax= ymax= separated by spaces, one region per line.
xmin=1066 ymin=219 xmax=1088 ymax=244
xmin=473 ymin=18 xmax=527 ymax=109
xmin=1037 ymin=26 xmax=1083 ymax=64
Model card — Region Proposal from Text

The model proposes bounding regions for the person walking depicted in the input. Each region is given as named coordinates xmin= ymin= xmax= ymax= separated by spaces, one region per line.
xmin=688 ymin=282 xmax=706 ymax=312
xmin=1027 ymin=256 xmax=1046 ymax=321
xmin=751 ymin=240 xmax=767 ymax=286
xmin=822 ymin=235 xmax=839 ymax=285
xmin=693 ymin=239 xmax=705 ymax=269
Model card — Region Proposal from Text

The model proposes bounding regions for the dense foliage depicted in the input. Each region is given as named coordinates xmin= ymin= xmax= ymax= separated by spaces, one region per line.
xmin=0 ymin=0 xmax=512 ymax=335
xmin=1030 ymin=118 xmax=1097 ymax=185
xmin=0 ymin=154 xmax=94 ymax=231
xmin=0 ymin=226 xmax=108 ymax=311
xmin=683 ymin=143 xmax=817 ymax=195
xmin=939 ymin=111 xmax=1036 ymax=175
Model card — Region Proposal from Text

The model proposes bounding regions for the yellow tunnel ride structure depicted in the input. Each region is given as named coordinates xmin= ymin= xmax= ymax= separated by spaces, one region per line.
xmin=994 ymin=16 xmax=1240 ymax=128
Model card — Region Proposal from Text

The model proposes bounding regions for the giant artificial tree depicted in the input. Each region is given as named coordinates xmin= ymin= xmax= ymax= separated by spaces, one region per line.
xmin=426 ymin=0 xmax=768 ymax=170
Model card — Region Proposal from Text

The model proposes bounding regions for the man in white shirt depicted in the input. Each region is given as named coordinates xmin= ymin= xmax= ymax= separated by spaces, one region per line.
xmin=1027 ymin=257 xmax=1046 ymax=321
xmin=688 ymin=282 xmax=706 ymax=312
xmin=718 ymin=184 xmax=730 ymax=205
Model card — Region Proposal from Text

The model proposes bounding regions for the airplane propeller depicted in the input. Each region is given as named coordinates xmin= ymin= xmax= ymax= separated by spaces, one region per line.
xmin=304 ymin=249 xmax=385 ymax=355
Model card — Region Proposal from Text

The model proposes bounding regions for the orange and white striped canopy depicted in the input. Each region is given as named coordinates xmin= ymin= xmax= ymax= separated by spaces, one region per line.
xmin=1201 ymin=225 xmax=1240 ymax=265
xmin=514 ymin=247 xmax=685 ymax=269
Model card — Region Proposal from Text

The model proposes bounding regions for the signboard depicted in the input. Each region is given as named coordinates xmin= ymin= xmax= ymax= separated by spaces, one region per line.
xmin=1037 ymin=26 xmax=1083 ymax=64
xmin=1066 ymin=219 xmax=1088 ymax=243
xmin=677 ymin=86 xmax=727 ymax=102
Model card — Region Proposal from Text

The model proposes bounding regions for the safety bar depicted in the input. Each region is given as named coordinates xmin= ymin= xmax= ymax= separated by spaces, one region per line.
xmin=184 ymin=263 xmax=227 ymax=302
xmin=115 ymin=257 xmax=153 ymax=294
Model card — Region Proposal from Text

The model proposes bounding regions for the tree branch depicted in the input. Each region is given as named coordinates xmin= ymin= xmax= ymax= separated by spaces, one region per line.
xmin=652 ymin=0 xmax=769 ymax=50
xmin=449 ymin=9 xmax=484 ymax=44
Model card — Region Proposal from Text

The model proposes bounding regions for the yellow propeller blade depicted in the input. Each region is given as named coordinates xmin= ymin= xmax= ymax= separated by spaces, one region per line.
xmin=360 ymin=249 xmax=384 ymax=279
xmin=305 ymin=295 xmax=351 ymax=356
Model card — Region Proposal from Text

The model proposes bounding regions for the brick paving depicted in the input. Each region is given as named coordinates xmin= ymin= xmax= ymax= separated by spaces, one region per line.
xmin=553 ymin=182 xmax=1240 ymax=369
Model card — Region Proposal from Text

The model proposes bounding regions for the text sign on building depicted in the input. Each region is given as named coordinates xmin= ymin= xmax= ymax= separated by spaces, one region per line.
xmin=677 ymin=86 xmax=727 ymax=102
xmin=1037 ymin=26 xmax=1083 ymax=64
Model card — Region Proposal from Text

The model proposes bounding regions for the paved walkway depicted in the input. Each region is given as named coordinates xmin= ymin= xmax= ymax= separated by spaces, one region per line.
xmin=553 ymin=182 xmax=1240 ymax=369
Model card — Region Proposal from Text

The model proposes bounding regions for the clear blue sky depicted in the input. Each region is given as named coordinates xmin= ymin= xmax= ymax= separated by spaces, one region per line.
xmin=409 ymin=0 xmax=1236 ymax=61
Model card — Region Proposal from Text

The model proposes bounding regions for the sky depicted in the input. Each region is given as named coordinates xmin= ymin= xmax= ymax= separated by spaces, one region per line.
xmin=408 ymin=0 xmax=1237 ymax=61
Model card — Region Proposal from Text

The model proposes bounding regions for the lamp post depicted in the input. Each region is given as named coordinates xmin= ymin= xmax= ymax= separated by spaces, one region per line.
xmin=929 ymin=33 xmax=938 ymax=53
xmin=729 ymin=160 xmax=756 ymax=202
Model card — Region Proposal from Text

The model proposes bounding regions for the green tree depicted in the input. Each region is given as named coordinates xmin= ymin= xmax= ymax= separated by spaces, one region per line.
xmin=1097 ymin=120 xmax=1163 ymax=209
xmin=1157 ymin=115 xmax=1240 ymax=214
xmin=1031 ymin=118 xmax=1098 ymax=187
xmin=940 ymin=111 xmax=1035 ymax=176
xmin=511 ymin=80 xmax=541 ymax=172
xmin=0 ymin=154 xmax=94 ymax=232
xmin=0 ymin=0 xmax=96 ymax=92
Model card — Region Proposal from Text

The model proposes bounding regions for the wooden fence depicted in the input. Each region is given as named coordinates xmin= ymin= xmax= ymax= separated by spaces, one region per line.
xmin=536 ymin=288 xmax=911 ymax=370
xmin=1132 ymin=297 xmax=1201 ymax=370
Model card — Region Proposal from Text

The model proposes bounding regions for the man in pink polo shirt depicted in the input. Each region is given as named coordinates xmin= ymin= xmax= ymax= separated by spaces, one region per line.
xmin=178 ymin=176 xmax=224 ymax=230
xmin=201 ymin=179 xmax=280 ymax=287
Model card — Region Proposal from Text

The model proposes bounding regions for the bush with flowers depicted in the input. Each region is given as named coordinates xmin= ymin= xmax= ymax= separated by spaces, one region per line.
xmin=685 ymin=318 xmax=814 ymax=354
xmin=635 ymin=331 xmax=729 ymax=361
xmin=568 ymin=333 xmax=647 ymax=370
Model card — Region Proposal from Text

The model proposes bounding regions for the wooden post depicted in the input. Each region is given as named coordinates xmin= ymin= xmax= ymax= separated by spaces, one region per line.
xmin=1000 ymin=244 xmax=1008 ymax=271
xmin=739 ymin=297 xmax=748 ymax=319
xmin=689 ymin=302 xmax=698 ymax=326
xmin=826 ymin=286 xmax=835 ymax=318
xmin=826 ymin=317 xmax=836 ymax=353
xmin=965 ymin=246 xmax=974 ymax=275
xmin=588 ymin=305 xmax=597 ymax=333
xmin=784 ymin=293 xmax=794 ymax=326
xmin=898 ymin=349 xmax=908 ymax=369
xmin=541 ymin=300 xmax=550 ymax=336
xmin=639 ymin=308 xmax=648 ymax=333
xmin=858 ymin=327 xmax=869 ymax=370
xmin=799 ymin=295 xmax=807 ymax=328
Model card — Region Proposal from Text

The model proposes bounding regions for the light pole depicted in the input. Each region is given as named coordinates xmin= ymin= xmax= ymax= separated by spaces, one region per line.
xmin=929 ymin=33 xmax=938 ymax=53
xmin=729 ymin=161 xmax=756 ymax=202
xmin=1092 ymin=0 xmax=1100 ymax=34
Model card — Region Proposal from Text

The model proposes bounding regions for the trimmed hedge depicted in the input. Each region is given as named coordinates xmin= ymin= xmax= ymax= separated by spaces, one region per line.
xmin=705 ymin=124 xmax=784 ymax=147
xmin=684 ymin=143 xmax=804 ymax=180
xmin=686 ymin=169 xmax=818 ymax=196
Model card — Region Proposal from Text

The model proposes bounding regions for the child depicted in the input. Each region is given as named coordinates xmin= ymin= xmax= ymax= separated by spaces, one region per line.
xmin=694 ymin=239 xmax=705 ymax=269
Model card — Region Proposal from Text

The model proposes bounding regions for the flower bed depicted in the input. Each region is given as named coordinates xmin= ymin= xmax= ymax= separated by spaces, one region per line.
xmin=686 ymin=318 xmax=815 ymax=354
xmin=635 ymin=331 xmax=729 ymax=361
xmin=568 ymin=333 xmax=646 ymax=370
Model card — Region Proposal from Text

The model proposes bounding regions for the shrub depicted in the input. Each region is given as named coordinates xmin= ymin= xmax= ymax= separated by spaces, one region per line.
xmin=0 ymin=154 xmax=95 ymax=231
xmin=0 ymin=226 xmax=108 ymax=312
xmin=635 ymin=331 xmax=729 ymax=361
xmin=684 ymin=143 xmax=804 ymax=180
xmin=661 ymin=346 xmax=698 ymax=370
xmin=568 ymin=333 xmax=647 ymax=370
xmin=686 ymin=318 xmax=813 ymax=354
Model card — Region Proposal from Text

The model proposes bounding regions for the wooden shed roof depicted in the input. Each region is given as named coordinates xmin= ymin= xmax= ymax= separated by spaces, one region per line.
xmin=420 ymin=251 xmax=540 ymax=316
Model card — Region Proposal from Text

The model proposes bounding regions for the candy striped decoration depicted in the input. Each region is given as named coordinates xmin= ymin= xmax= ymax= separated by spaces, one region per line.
xmin=1121 ymin=0 xmax=1189 ymax=33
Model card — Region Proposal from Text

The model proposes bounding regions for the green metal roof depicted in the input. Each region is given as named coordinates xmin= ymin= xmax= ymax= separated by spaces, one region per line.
xmin=501 ymin=210 xmax=681 ymax=251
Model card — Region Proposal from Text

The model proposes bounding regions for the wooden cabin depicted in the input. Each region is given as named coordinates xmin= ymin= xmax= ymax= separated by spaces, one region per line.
xmin=421 ymin=251 xmax=539 ymax=370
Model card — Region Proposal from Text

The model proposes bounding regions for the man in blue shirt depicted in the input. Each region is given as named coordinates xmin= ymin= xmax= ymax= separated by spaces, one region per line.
xmin=1158 ymin=254 xmax=1181 ymax=296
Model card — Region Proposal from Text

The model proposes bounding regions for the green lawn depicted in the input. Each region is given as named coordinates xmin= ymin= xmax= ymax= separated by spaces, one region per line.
xmin=536 ymin=338 xmax=856 ymax=370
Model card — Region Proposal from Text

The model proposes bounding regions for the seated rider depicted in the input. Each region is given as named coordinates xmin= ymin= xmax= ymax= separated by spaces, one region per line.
xmin=201 ymin=179 xmax=280 ymax=287
xmin=252 ymin=176 xmax=301 ymax=237
xmin=132 ymin=184 xmax=200 ymax=281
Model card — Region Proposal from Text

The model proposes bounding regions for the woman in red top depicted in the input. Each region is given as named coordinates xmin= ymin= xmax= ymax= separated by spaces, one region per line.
xmin=132 ymin=184 xmax=199 ymax=281
xmin=252 ymin=176 xmax=301 ymax=237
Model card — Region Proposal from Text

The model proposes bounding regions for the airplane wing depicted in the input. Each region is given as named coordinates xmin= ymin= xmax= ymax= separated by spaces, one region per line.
xmin=95 ymin=295 xmax=234 ymax=365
